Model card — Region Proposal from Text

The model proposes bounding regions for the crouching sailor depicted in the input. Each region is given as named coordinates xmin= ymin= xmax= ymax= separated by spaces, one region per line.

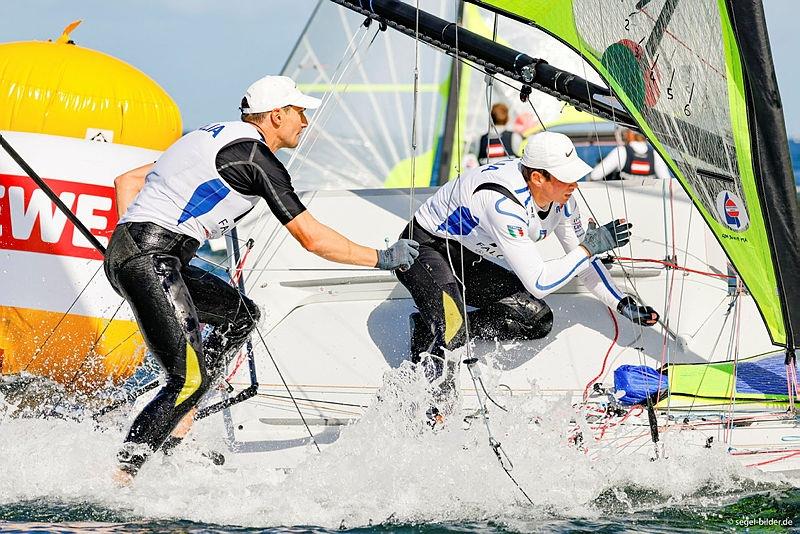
xmin=397 ymin=131 xmax=659 ymax=387
xmin=105 ymin=75 xmax=419 ymax=484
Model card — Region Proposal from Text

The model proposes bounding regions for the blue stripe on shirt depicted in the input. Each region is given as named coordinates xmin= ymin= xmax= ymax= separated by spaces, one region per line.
xmin=495 ymin=197 xmax=527 ymax=225
xmin=591 ymin=259 xmax=624 ymax=300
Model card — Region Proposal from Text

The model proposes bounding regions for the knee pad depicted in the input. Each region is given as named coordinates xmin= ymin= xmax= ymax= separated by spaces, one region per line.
xmin=471 ymin=292 xmax=553 ymax=341
xmin=242 ymin=297 xmax=261 ymax=327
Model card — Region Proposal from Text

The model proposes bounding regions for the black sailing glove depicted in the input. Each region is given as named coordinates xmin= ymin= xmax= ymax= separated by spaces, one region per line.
xmin=581 ymin=219 xmax=632 ymax=256
xmin=377 ymin=238 xmax=420 ymax=271
xmin=617 ymin=296 xmax=659 ymax=326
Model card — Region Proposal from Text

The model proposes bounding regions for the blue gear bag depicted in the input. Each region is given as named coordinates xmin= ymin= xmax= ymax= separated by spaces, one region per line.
xmin=613 ymin=365 xmax=668 ymax=405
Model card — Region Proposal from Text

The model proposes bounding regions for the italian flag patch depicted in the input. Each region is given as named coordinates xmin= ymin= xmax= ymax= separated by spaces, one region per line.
xmin=507 ymin=225 xmax=526 ymax=238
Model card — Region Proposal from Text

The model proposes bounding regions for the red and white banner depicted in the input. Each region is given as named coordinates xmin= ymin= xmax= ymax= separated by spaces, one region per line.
xmin=0 ymin=173 xmax=116 ymax=260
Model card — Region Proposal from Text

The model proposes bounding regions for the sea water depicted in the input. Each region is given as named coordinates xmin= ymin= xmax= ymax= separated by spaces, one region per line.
xmin=0 ymin=363 xmax=798 ymax=532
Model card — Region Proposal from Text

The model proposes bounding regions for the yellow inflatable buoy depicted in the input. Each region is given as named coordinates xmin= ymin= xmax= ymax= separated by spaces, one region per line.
xmin=0 ymin=20 xmax=181 ymax=150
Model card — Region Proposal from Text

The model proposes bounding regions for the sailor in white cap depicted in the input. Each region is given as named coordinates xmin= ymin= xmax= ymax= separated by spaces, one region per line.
xmin=398 ymin=131 xmax=658 ymax=394
xmin=106 ymin=75 xmax=419 ymax=483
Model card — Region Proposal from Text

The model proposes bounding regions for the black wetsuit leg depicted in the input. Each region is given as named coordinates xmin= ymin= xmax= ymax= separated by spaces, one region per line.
xmin=182 ymin=264 xmax=260 ymax=378
xmin=397 ymin=220 xmax=553 ymax=369
xmin=104 ymin=222 xmax=259 ymax=475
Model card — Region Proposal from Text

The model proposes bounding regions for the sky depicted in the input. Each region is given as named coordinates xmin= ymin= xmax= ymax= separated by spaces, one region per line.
xmin=1 ymin=0 xmax=798 ymax=138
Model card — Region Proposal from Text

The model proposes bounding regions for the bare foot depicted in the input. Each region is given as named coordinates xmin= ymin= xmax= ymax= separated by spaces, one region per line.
xmin=112 ymin=468 xmax=134 ymax=488
xmin=173 ymin=408 xmax=197 ymax=438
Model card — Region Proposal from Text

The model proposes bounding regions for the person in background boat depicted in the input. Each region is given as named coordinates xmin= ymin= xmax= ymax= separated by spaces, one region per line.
xmin=587 ymin=127 xmax=670 ymax=181
xmin=105 ymin=75 xmax=419 ymax=484
xmin=477 ymin=103 xmax=522 ymax=165
xmin=397 ymin=131 xmax=659 ymax=394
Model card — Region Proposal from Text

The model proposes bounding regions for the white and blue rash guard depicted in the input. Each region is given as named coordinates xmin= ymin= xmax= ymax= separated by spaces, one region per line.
xmin=120 ymin=121 xmax=306 ymax=241
xmin=415 ymin=159 xmax=625 ymax=307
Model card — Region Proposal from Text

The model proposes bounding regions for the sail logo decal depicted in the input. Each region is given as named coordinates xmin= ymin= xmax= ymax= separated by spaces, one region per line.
xmin=0 ymin=174 xmax=114 ymax=260
xmin=715 ymin=191 xmax=749 ymax=232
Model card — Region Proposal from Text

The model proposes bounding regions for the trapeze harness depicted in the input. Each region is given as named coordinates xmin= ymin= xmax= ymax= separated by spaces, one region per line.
xmin=105 ymin=121 xmax=306 ymax=475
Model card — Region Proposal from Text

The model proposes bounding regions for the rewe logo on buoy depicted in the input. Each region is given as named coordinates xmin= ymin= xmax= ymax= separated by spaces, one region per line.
xmin=715 ymin=190 xmax=749 ymax=232
xmin=0 ymin=173 xmax=115 ymax=260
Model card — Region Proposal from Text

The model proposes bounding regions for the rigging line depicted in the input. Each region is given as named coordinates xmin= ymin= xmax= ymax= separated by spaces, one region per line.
xmin=22 ymin=261 xmax=104 ymax=373
xmin=345 ymin=13 xmax=406 ymax=168
xmin=407 ymin=0 xmax=421 ymax=239
xmin=13 ymin=260 xmax=105 ymax=407
xmin=465 ymin=361 xmax=534 ymax=505
xmin=66 ymin=298 xmax=127 ymax=388
xmin=650 ymin=176 xmax=680 ymax=420
xmin=97 ymin=330 xmax=139 ymax=359
xmin=526 ymin=98 xmax=547 ymax=133
xmin=481 ymin=13 xmax=516 ymax=162
xmin=725 ymin=280 xmax=744 ymax=445
xmin=663 ymin=185 xmax=696 ymax=423
xmin=286 ymin=13 xmax=372 ymax=171
xmin=188 ymin=248 xmax=240 ymax=282
xmin=452 ymin=0 xmax=470 ymax=352
xmin=242 ymin=24 xmax=374 ymax=279
xmin=582 ymin=307 xmax=619 ymax=401
xmin=0 ymin=133 xmax=106 ymax=255
xmin=253 ymin=392 xmax=368 ymax=410
xmin=476 ymin=371 xmax=508 ymax=412
xmin=447 ymin=5 xmax=530 ymax=505
xmin=288 ymin=23 xmax=380 ymax=179
xmin=237 ymin=297 xmax=321 ymax=453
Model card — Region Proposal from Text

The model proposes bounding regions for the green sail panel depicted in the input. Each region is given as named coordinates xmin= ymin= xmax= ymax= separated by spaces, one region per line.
xmin=472 ymin=0 xmax=798 ymax=346
xmin=662 ymin=352 xmax=796 ymax=409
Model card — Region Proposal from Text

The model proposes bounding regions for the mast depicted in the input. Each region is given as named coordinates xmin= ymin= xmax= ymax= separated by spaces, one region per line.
xmin=432 ymin=1 xmax=464 ymax=186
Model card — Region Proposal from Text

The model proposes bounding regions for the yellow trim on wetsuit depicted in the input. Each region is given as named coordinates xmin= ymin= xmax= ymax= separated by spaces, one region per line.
xmin=442 ymin=292 xmax=463 ymax=344
xmin=174 ymin=342 xmax=202 ymax=406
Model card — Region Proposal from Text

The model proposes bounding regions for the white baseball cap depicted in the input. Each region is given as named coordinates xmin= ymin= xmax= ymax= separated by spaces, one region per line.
xmin=240 ymin=75 xmax=321 ymax=113
xmin=521 ymin=131 xmax=592 ymax=183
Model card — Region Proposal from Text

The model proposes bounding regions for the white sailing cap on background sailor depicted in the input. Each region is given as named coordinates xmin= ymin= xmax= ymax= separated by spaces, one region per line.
xmin=521 ymin=131 xmax=592 ymax=183
xmin=240 ymin=75 xmax=321 ymax=113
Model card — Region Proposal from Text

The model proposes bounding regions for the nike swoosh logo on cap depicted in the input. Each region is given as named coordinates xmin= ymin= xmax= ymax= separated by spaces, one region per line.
xmin=565 ymin=148 xmax=574 ymax=157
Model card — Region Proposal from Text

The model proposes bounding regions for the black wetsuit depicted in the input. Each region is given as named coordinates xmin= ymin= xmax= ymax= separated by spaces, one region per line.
xmin=396 ymin=217 xmax=553 ymax=378
xmin=104 ymin=138 xmax=306 ymax=474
